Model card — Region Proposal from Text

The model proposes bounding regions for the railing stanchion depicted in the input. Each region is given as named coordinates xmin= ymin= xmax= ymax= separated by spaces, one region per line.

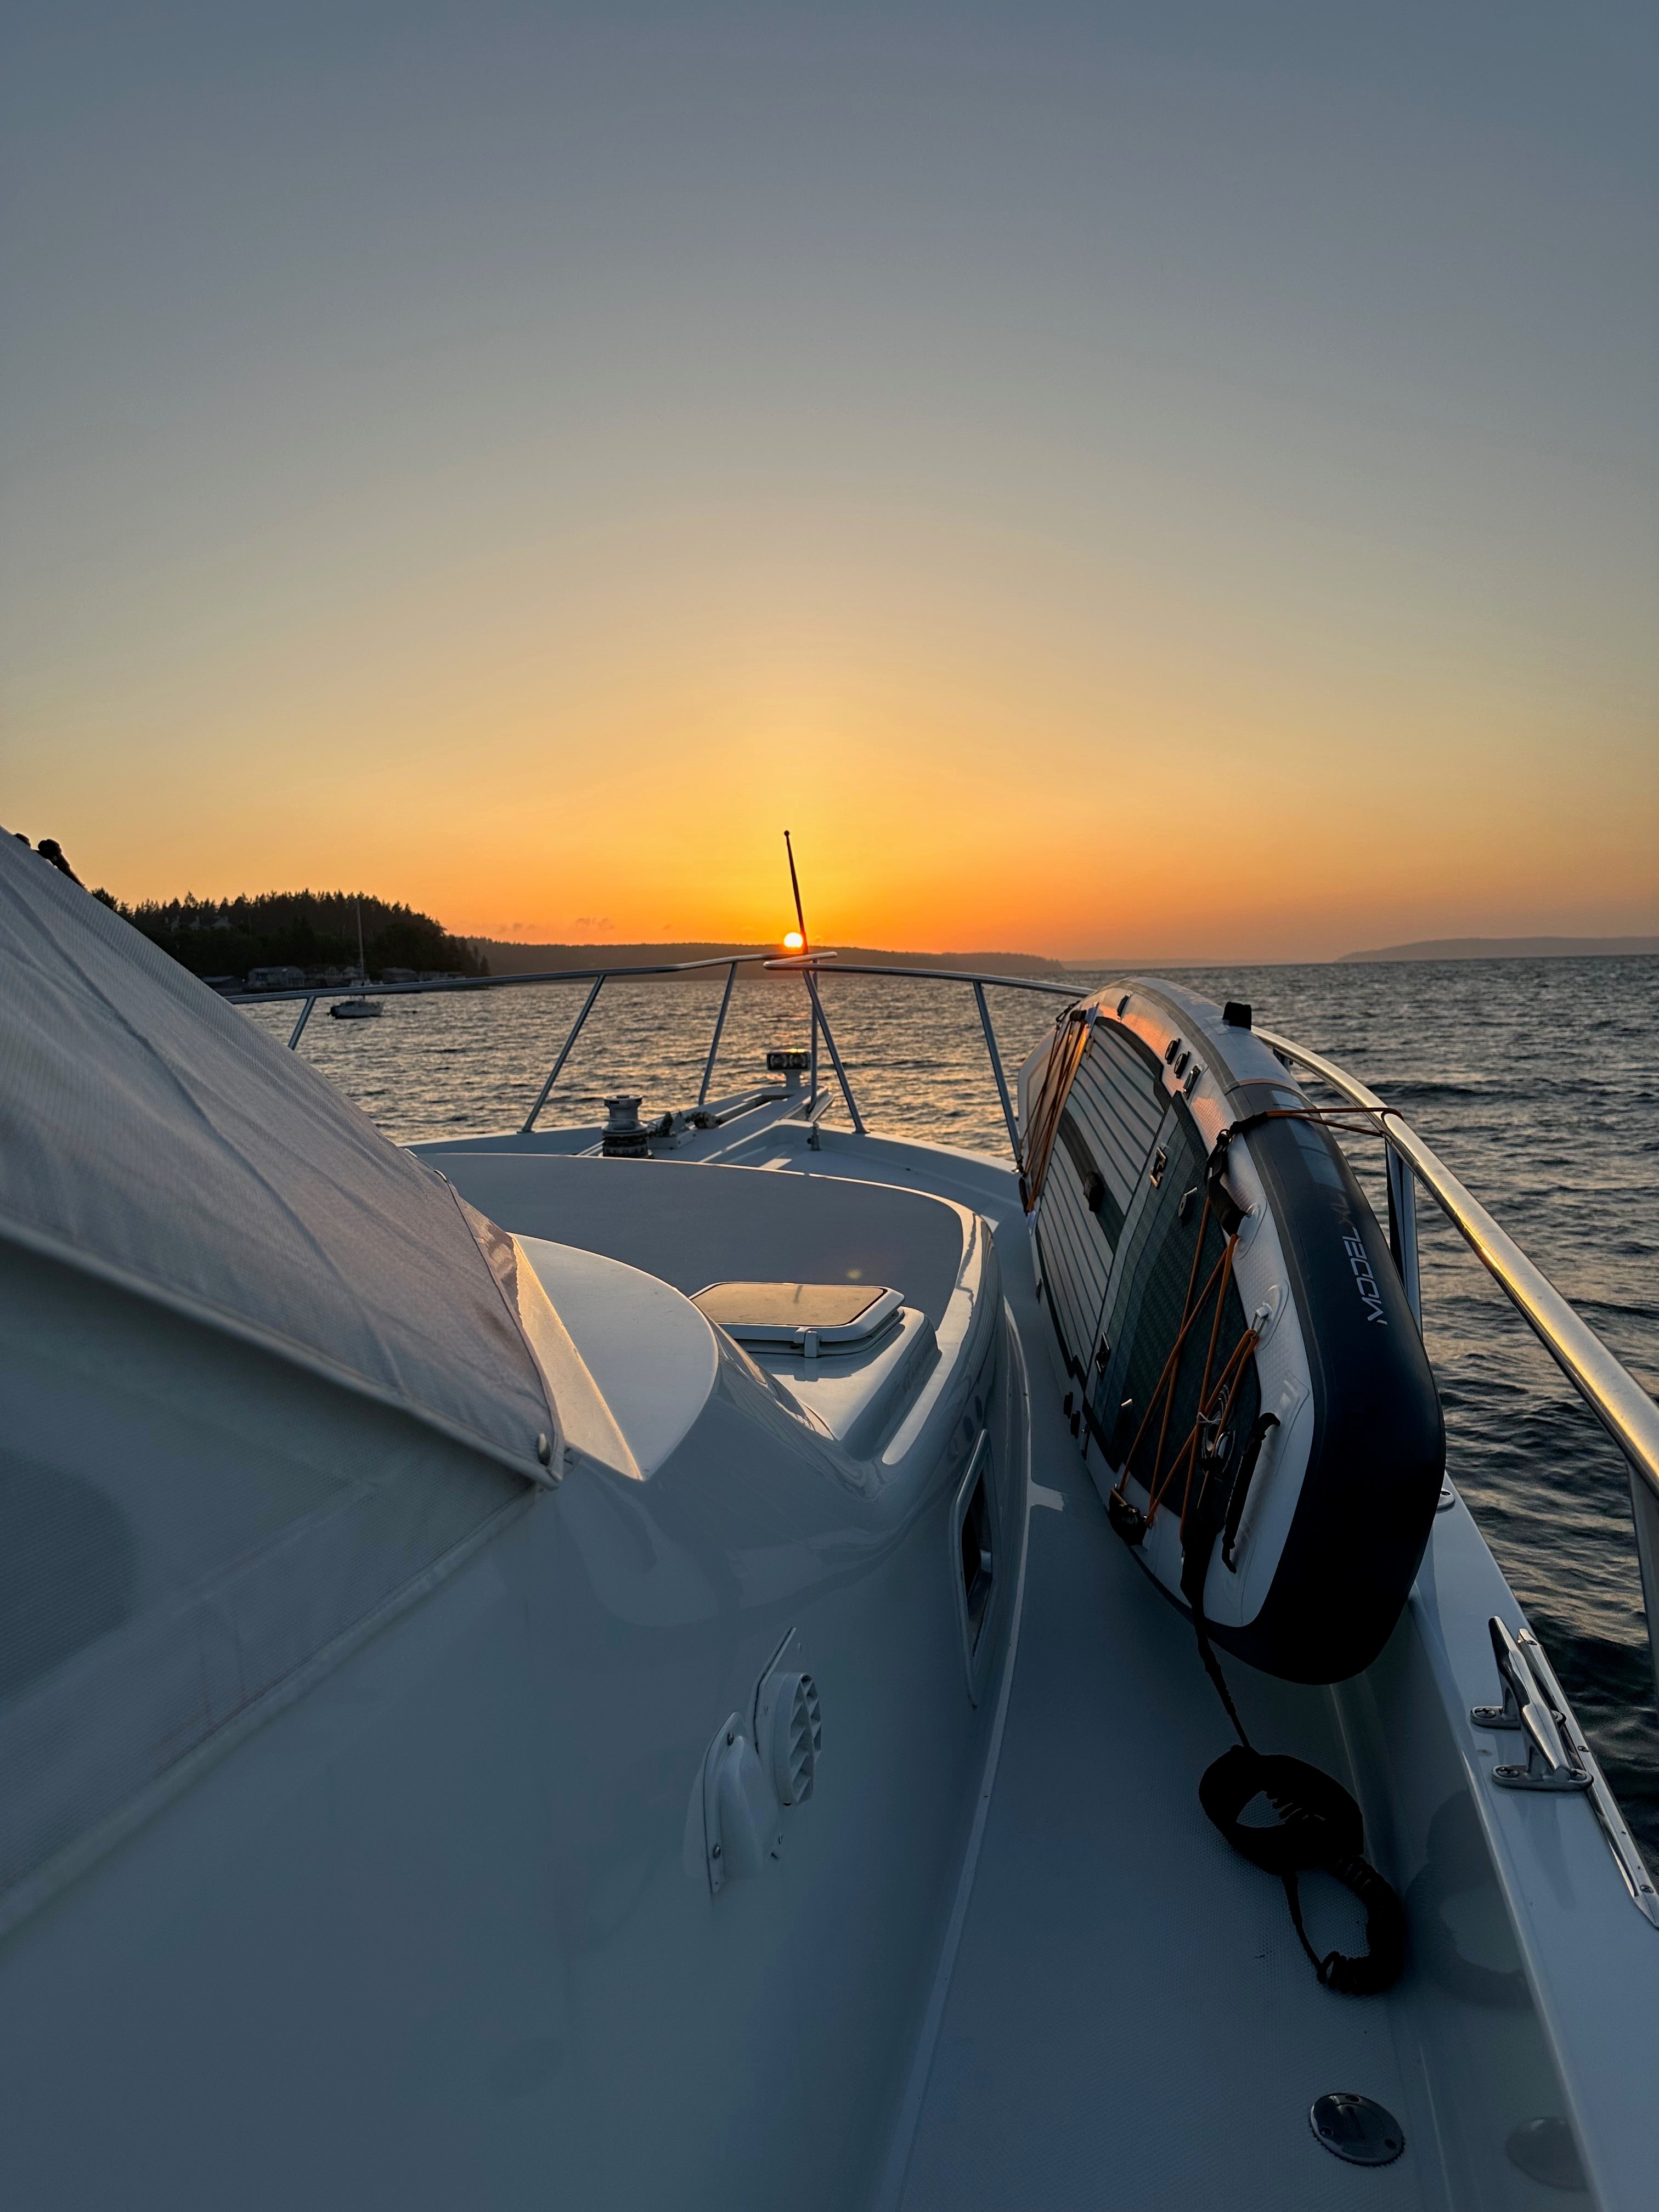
xmin=521 ymin=974 xmax=605 ymax=1135
xmin=1632 ymin=1482 xmax=1659 ymax=1709
xmin=973 ymin=980 xmax=1022 ymax=1169
xmin=699 ymin=962 xmax=739 ymax=1107
xmin=1386 ymin=1148 xmax=1421 ymax=1327
xmin=287 ymin=996 xmax=318 ymax=1051
xmin=805 ymin=973 xmax=865 ymax=1135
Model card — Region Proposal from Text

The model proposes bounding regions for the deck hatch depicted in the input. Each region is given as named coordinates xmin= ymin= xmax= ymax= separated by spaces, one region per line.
xmin=692 ymin=1281 xmax=902 ymax=1350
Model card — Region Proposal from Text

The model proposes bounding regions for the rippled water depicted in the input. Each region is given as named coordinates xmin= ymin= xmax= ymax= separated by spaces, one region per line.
xmin=246 ymin=955 xmax=1659 ymax=1849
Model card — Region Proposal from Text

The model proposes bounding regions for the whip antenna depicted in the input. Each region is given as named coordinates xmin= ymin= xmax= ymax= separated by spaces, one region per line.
xmin=783 ymin=830 xmax=809 ymax=953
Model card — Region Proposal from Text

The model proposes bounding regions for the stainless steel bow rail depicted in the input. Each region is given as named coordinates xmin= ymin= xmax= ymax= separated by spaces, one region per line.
xmin=233 ymin=952 xmax=1079 ymax=1146
xmin=238 ymin=960 xmax=1659 ymax=1708
xmin=1256 ymin=1023 xmax=1659 ymax=1714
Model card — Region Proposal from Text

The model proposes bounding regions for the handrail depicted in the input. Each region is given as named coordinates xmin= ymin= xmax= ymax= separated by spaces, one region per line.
xmin=232 ymin=958 xmax=1649 ymax=1494
xmin=1256 ymin=1025 xmax=1659 ymax=1514
xmin=766 ymin=957 xmax=1080 ymax=998
xmin=229 ymin=950 xmax=788 ymax=1006
xmin=240 ymin=950 xmax=1085 ymax=1136
xmin=233 ymin=951 xmax=1657 ymax=1695
xmin=240 ymin=953 xmax=1649 ymax=1522
xmin=231 ymin=952 xmax=1084 ymax=1009
xmin=242 ymin=951 xmax=1651 ymax=1507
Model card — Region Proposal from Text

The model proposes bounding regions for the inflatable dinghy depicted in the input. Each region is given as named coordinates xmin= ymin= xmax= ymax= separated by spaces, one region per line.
xmin=1018 ymin=978 xmax=1443 ymax=1684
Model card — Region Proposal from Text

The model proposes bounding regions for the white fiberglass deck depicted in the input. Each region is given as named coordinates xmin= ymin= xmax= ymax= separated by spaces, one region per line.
xmin=899 ymin=1365 xmax=1429 ymax=2210
xmin=414 ymin=1096 xmax=1651 ymax=2210
xmin=698 ymin=1135 xmax=1575 ymax=2212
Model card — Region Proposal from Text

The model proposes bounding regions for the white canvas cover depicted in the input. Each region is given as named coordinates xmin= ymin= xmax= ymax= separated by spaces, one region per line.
xmin=0 ymin=833 xmax=557 ymax=1479
xmin=0 ymin=835 xmax=575 ymax=1922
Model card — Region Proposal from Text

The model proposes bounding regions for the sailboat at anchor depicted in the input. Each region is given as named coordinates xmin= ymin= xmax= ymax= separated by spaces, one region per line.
xmin=329 ymin=896 xmax=383 ymax=1019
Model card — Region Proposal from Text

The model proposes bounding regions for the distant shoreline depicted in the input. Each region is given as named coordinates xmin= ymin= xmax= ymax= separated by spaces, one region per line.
xmin=1335 ymin=935 xmax=1659 ymax=964
xmin=466 ymin=939 xmax=1068 ymax=979
xmin=472 ymin=934 xmax=1658 ymax=976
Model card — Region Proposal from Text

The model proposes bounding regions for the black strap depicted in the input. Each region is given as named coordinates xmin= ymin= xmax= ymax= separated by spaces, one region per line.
xmin=1197 ymin=1743 xmax=1406 ymax=1994
xmin=1178 ymin=1509 xmax=1253 ymax=1751
xmin=1099 ymin=1201 xmax=1406 ymax=1997
xmin=1180 ymin=1510 xmax=1406 ymax=1996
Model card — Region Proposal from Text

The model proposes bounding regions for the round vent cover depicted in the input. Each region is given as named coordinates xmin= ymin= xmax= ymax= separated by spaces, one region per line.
xmin=768 ymin=1672 xmax=822 ymax=1805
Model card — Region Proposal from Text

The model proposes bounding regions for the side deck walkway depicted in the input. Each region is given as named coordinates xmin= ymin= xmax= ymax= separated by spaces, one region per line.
xmin=894 ymin=1208 xmax=1437 ymax=2212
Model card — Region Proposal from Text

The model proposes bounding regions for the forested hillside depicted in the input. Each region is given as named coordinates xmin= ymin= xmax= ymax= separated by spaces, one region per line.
xmin=94 ymin=889 xmax=488 ymax=981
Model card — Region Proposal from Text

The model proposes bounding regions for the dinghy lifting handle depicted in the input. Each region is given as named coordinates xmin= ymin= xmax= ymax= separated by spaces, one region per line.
xmin=1203 ymin=1128 xmax=1250 ymax=1237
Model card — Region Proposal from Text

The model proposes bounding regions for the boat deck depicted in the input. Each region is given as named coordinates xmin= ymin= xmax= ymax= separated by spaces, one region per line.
xmin=701 ymin=1131 xmax=1443 ymax=2207
xmin=425 ymin=1120 xmax=1594 ymax=2210
xmin=895 ymin=1313 xmax=1431 ymax=2210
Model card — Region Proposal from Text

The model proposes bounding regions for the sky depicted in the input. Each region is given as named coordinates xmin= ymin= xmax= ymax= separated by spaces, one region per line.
xmin=2 ymin=2 xmax=1655 ymax=960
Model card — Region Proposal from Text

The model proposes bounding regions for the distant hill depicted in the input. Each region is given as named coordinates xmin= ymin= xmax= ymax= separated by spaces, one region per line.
xmin=98 ymin=889 xmax=489 ymax=983
xmin=1339 ymin=934 xmax=1659 ymax=964
xmin=467 ymin=939 xmax=1068 ymax=979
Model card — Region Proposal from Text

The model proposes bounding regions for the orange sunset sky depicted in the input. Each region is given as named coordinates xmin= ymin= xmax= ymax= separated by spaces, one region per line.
xmin=3 ymin=5 xmax=1655 ymax=962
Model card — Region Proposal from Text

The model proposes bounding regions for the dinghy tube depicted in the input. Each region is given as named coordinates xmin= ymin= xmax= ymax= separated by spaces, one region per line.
xmin=1019 ymin=978 xmax=1444 ymax=1685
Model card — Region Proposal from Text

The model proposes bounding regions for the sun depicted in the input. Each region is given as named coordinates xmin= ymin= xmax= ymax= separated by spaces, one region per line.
xmin=782 ymin=929 xmax=805 ymax=951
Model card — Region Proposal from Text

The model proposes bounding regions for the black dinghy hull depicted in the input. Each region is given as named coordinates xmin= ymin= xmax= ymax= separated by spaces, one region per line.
xmin=1019 ymin=979 xmax=1444 ymax=1684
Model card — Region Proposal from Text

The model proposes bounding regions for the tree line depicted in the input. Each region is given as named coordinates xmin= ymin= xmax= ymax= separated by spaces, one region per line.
xmin=93 ymin=889 xmax=489 ymax=982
